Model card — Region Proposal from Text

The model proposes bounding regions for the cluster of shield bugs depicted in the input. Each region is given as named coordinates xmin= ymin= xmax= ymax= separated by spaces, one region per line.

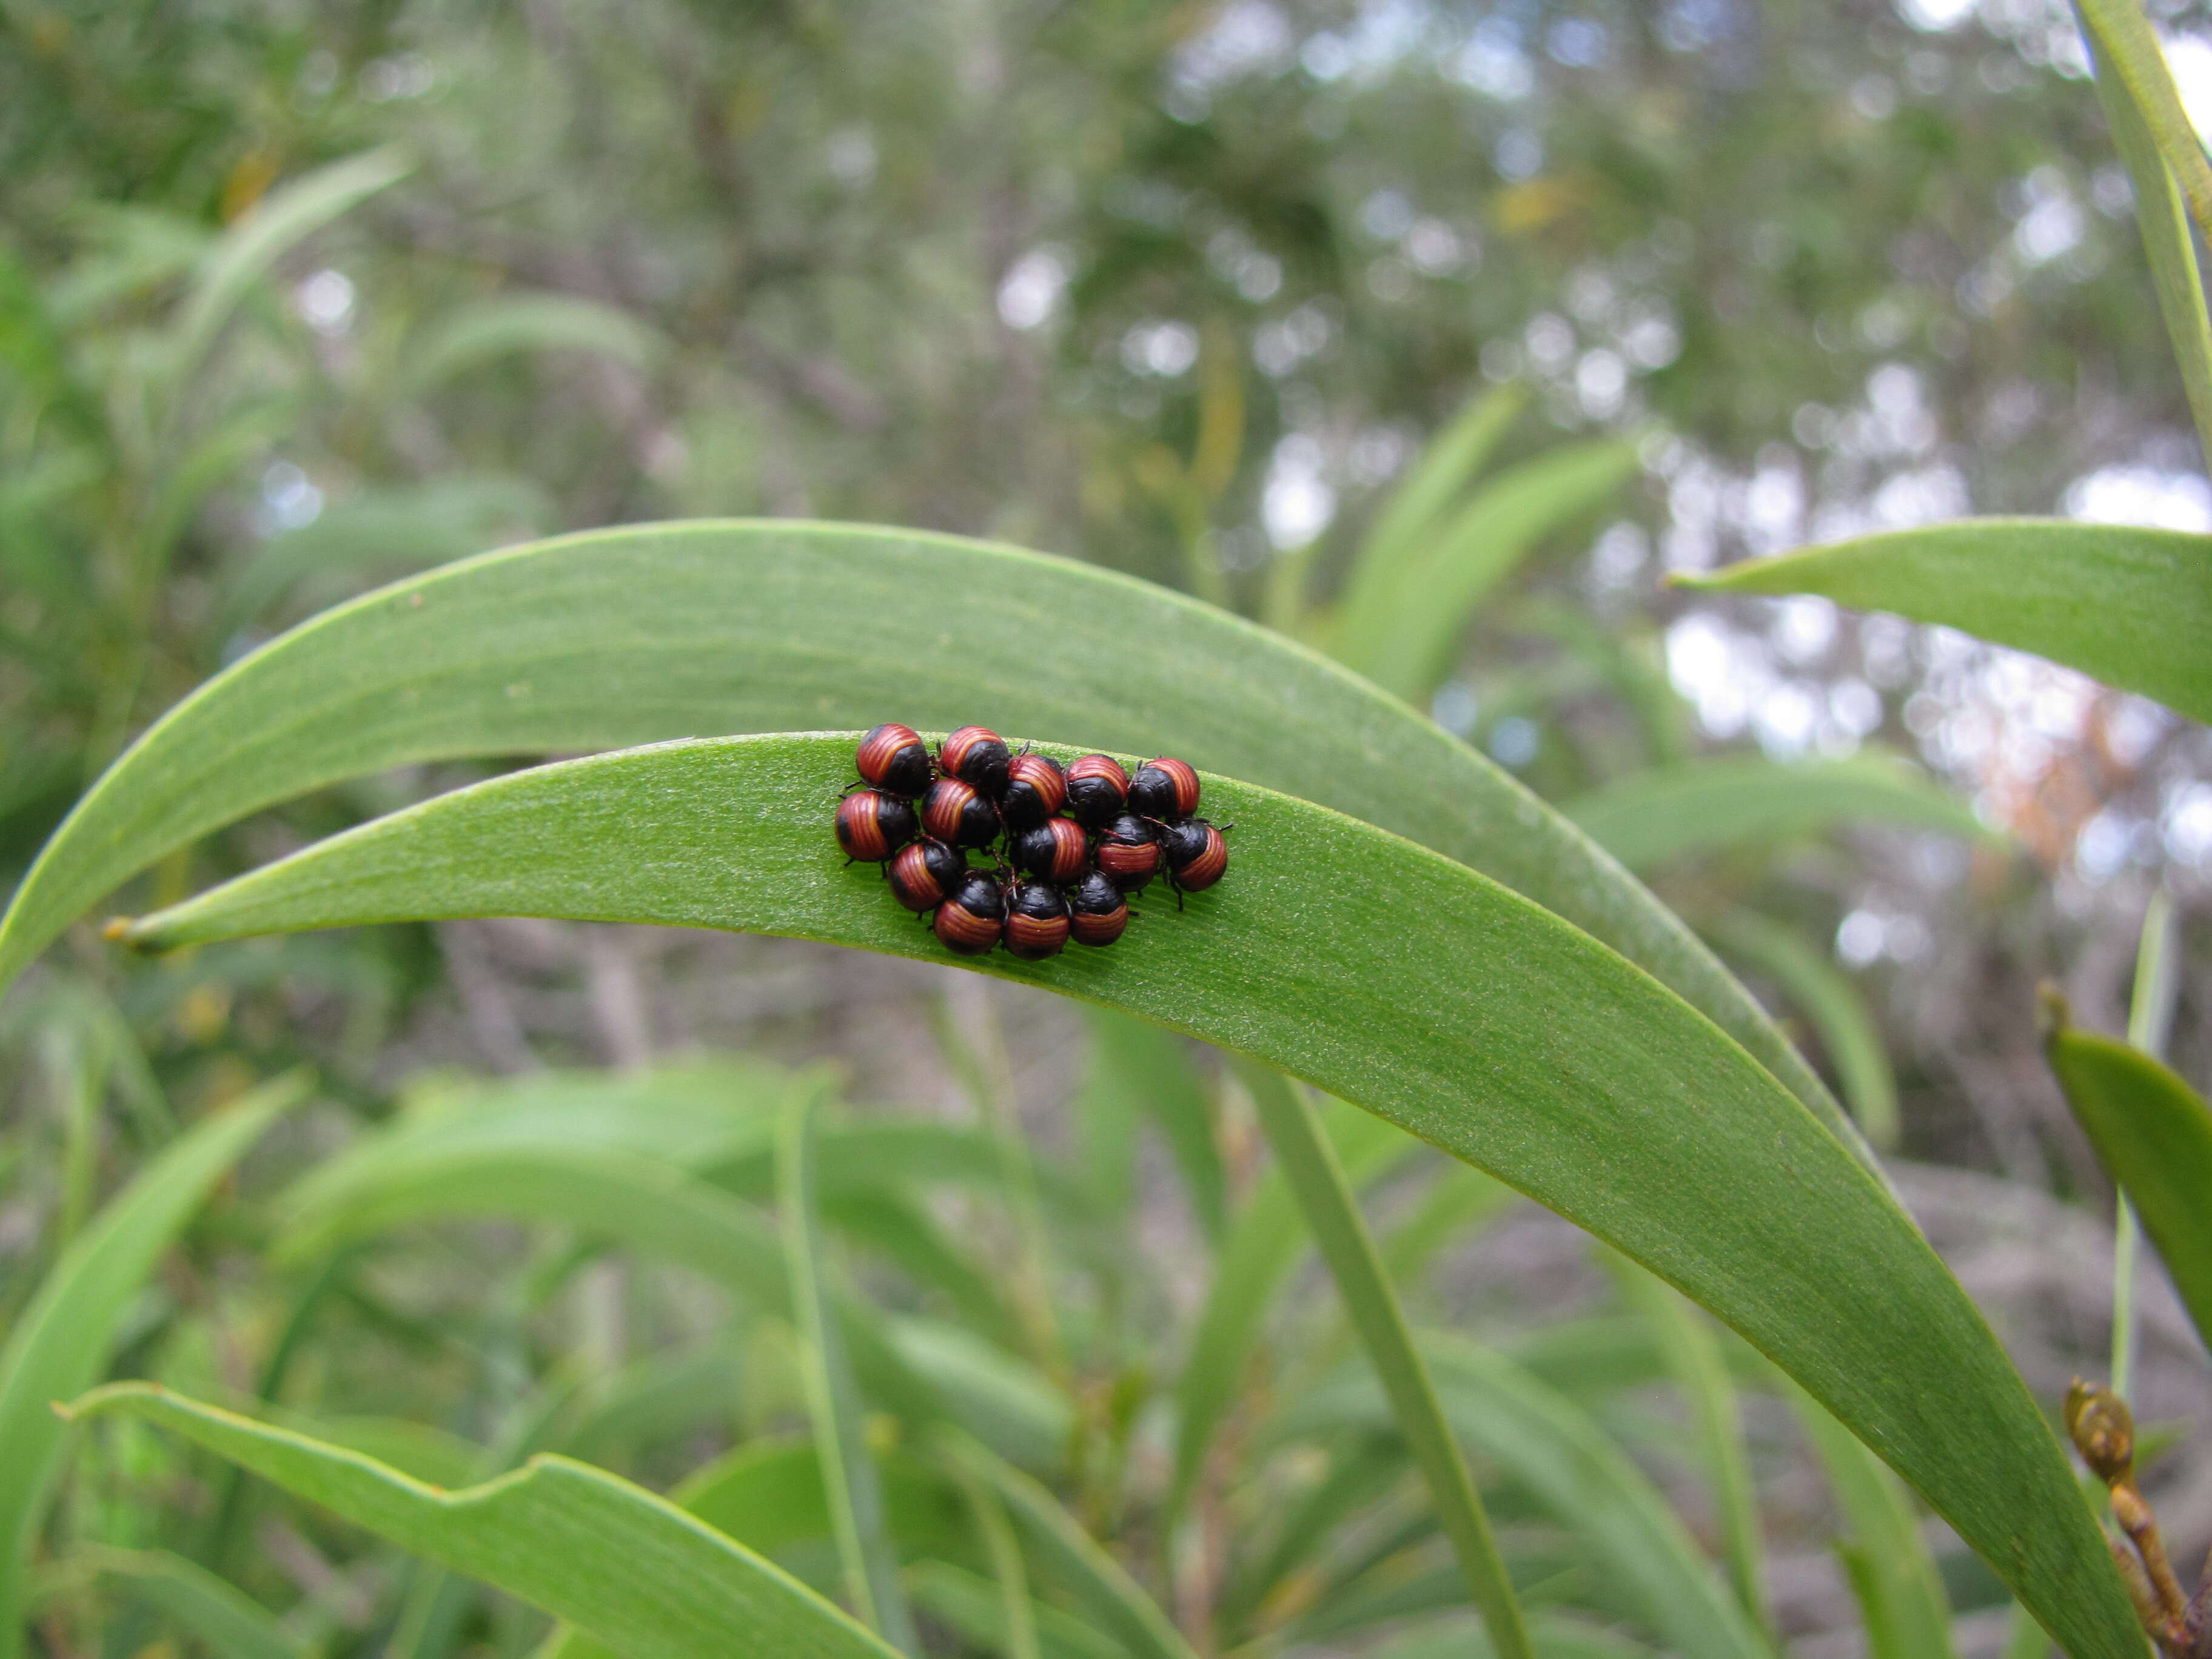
xmin=834 ymin=723 xmax=1230 ymax=960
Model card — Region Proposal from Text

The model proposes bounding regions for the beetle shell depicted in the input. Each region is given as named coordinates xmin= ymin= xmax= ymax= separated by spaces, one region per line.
xmin=933 ymin=871 xmax=1006 ymax=956
xmin=1002 ymin=882 xmax=1071 ymax=960
xmin=1011 ymin=817 xmax=1089 ymax=883
xmin=856 ymin=723 xmax=933 ymax=798
xmin=998 ymin=751 xmax=1068 ymax=831
xmin=920 ymin=778 xmax=1001 ymax=849
xmin=1065 ymin=871 xmax=1129 ymax=947
xmin=940 ymin=725 xmax=1012 ymax=796
xmin=887 ymin=838 xmax=965 ymax=912
xmin=1095 ymin=814 xmax=1160 ymax=891
xmin=1163 ymin=817 xmax=1228 ymax=891
xmin=1064 ymin=754 xmax=1130 ymax=828
xmin=835 ymin=789 xmax=918 ymax=862
xmin=1128 ymin=757 xmax=1201 ymax=820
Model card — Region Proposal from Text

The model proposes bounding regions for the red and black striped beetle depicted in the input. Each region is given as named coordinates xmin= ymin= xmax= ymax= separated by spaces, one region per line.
xmin=933 ymin=870 xmax=1006 ymax=956
xmin=1095 ymin=814 xmax=1161 ymax=893
xmin=1001 ymin=880 xmax=1071 ymax=960
xmin=998 ymin=751 xmax=1067 ymax=831
xmin=835 ymin=789 xmax=918 ymax=863
xmin=1161 ymin=817 xmax=1229 ymax=899
xmin=920 ymin=777 xmax=1002 ymax=849
xmin=1063 ymin=754 xmax=1129 ymax=829
xmin=1065 ymin=870 xmax=1130 ymax=947
xmin=1011 ymin=816 xmax=1088 ymax=884
xmin=886 ymin=837 xmax=966 ymax=913
xmin=855 ymin=723 xmax=933 ymax=799
xmin=1127 ymin=757 xmax=1201 ymax=822
xmin=939 ymin=725 xmax=1012 ymax=796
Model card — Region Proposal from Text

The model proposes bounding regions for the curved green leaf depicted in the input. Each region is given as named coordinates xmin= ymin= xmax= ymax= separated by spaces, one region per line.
xmin=1337 ymin=383 xmax=1529 ymax=619
xmin=2076 ymin=1 xmax=2212 ymax=251
xmin=2083 ymin=21 xmax=2212 ymax=471
xmin=1282 ymin=1334 xmax=1773 ymax=1659
xmin=1241 ymin=1064 xmax=1532 ymax=1659
xmin=2045 ymin=1017 xmax=2212 ymax=1358
xmin=0 ymin=1073 xmax=303 ymax=1659
xmin=947 ymin=1432 xmax=1199 ymax=1659
xmin=0 ymin=520 xmax=1862 ymax=1168
xmin=66 ymin=1384 xmax=900 ymax=1659
xmin=108 ymin=732 xmax=2137 ymax=1657
xmin=1706 ymin=910 xmax=1900 ymax=1151
xmin=1561 ymin=754 xmax=1989 ymax=873
xmin=172 ymin=147 xmax=413 ymax=383
xmin=270 ymin=1142 xmax=945 ymax=1427
xmin=57 ymin=1546 xmax=309 ymax=1659
xmin=403 ymin=294 xmax=671 ymax=393
xmin=1791 ymin=1389 xmax=1960 ymax=1659
xmin=1675 ymin=520 xmax=2212 ymax=723
xmin=1335 ymin=440 xmax=1641 ymax=702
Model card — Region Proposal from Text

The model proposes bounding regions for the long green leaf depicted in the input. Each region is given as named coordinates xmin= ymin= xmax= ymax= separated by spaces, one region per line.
xmin=2074 ymin=0 xmax=2212 ymax=249
xmin=270 ymin=1142 xmax=945 ymax=1426
xmin=1338 ymin=383 xmax=1529 ymax=620
xmin=0 ymin=520 xmax=1863 ymax=1168
xmin=170 ymin=147 xmax=414 ymax=384
xmin=906 ymin=1561 xmax=1120 ymax=1659
xmin=1171 ymin=1099 xmax=1418 ymax=1517
xmin=1282 ymin=1334 xmax=1774 ymax=1659
xmin=1073 ymin=1009 xmax=1224 ymax=1241
xmin=2045 ymin=1014 xmax=2212 ymax=1357
xmin=1336 ymin=440 xmax=1641 ymax=702
xmin=1241 ymin=1064 xmax=1532 ymax=1659
xmin=1370 ymin=1612 xmax=1656 ymax=1658
xmin=1605 ymin=1258 xmax=1772 ymax=1642
xmin=1791 ymin=1390 xmax=1960 ymax=1659
xmin=0 ymin=1073 xmax=303 ymax=1659
xmin=104 ymin=733 xmax=2139 ymax=1657
xmin=1675 ymin=519 xmax=2212 ymax=723
xmin=66 ymin=1385 xmax=900 ymax=1659
xmin=1561 ymin=753 xmax=1989 ymax=873
xmin=1707 ymin=910 xmax=1900 ymax=1151
xmin=403 ymin=294 xmax=671 ymax=393
xmin=949 ymin=1432 xmax=1200 ymax=1659
xmin=58 ymin=1546 xmax=309 ymax=1659
xmin=2083 ymin=19 xmax=2212 ymax=471
xmin=780 ymin=1088 xmax=919 ymax=1651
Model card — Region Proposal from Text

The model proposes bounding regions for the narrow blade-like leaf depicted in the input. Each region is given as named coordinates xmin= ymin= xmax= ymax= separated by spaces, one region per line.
xmin=1283 ymin=1335 xmax=1774 ymax=1659
xmin=0 ymin=1073 xmax=303 ymax=1657
xmin=2075 ymin=0 xmax=2212 ymax=248
xmin=1171 ymin=1100 xmax=1417 ymax=1516
xmin=171 ymin=148 xmax=413 ymax=382
xmin=1336 ymin=441 xmax=1640 ymax=701
xmin=1561 ymin=753 xmax=1989 ymax=873
xmin=106 ymin=734 xmax=2140 ymax=1656
xmin=1606 ymin=1258 xmax=1772 ymax=1641
xmin=2045 ymin=1016 xmax=2212 ymax=1357
xmin=1241 ymin=1063 xmax=1532 ymax=1659
xmin=2083 ymin=21 xmax=2212 ymax=471
xmin=1791 ymin=1389 xmax=1961 ymax=1659
xmin=56 ymin=1546 xmax=309 ymax=1659
xmin=780 ymin=1089 xmax=919 ymax=1651
xmin=1675 ymin=519 xmax=2212 ymax=723
xmin=1336 ymin=383 xmax=1529 ymax=622
xmin=65 ymin=1385 xmax=901 ymax=1659
xmin=0 ymin=521 xmax=1863 ymax=1167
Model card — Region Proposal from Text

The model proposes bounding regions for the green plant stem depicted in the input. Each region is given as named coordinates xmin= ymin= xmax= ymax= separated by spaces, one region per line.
xmin=1240 ymin=1064 xmax=1535 ymax=1659
xmin=2112 ymin=890 xmax=2180 ymax=1401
